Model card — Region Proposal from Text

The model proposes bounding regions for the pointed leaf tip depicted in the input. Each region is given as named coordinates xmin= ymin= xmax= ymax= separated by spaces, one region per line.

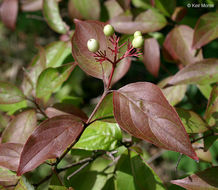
xmin=113 ymin=82 xmax=198 ymax=160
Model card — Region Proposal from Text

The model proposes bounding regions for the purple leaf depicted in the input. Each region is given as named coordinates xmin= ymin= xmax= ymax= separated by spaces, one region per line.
xmin=0 ymin=143 xmax=23 ymax=171
xmin=0 ymin=0 xmax=18 ymax=30
xmin=113 ymin=82 xmax=198 ymax=160
xmin=109 ymin=9 xmax=167 ymax=34
xmin=171 ymin=166 xmax=218 ymax=190
xmin=2 ymin=109 xmax=37 ymax=144
xmin=17 ymin=115 xmax=84 ymax=176
xmin=193 ymin=12 xmax=218 ymax=49
xmin=169 ymin=59 xmax=218 ymax=85
xmin=71 ymin=19 xmax=130 ymax=85
xmin=143 ymin=38 xmax=160 ymax=78
xmin=163 ymin=25 xmax=203 ymax=65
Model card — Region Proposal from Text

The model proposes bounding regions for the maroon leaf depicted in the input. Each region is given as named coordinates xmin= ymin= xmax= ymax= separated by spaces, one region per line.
xmin=71 ymin=19 xmax=130 ymax=85
xmin=17 ymin=115 xmax=84 ymax=176
xmin=171 ymin=7 xmax=187 ymax=22
xmin=193 ymin=12 xmax=218 ymax=49
xmin=0 ymin=0 xmax=18 ymax=30
xmin=0 ymin=143 xmax=23 ymax=171
xmin=143 ymin=38 xmax=160 ymax=77
xmin=113 ymin=82 xmax=198 ymax=160
xmin=109 ymin=9 xmax=167 ymax=34
xmin=169 ymin=59 xmax=218 ymax=85
xmin=163 ymin=25 xmax=203 ymax=65
xmin=2 ymin=109 xmax=37 ymax=144
xmin=45 ymin=104 xmax=88 ymax=122
xmin=171 ymin=166 xmax=218 ymax=190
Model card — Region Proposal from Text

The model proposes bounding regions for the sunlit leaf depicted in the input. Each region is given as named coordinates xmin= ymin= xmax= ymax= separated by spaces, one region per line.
xmin=17 ymin=115 xmax=84 ymax=176
xmin=163 ymin=25 xmax=203 ymax=65
xmin=205 ymin=84 xmax=218 ymax=128
xmin=143 ymin=38 xmax=160 ymax=77
xmin=193 ymin=12 xmax=218 ymax=49
xmin=71 ymin=19 xmax=130 ymax=85
xmin=15 ymin=176 xmax=34 ymax=190
xmin=75 ymin=121 xmax=122 ymax=151
xmin=0 ymin=82 xmax=25 ymax=104
xmin=131 ymin=0 xmax=152 ymax=9
xmin=176 ymin=108 xmax=208 ymax=134
xmin=43 ymin=0 xmax=68 ymax=34
xmin=169 ymin=59 xmax=218 ymax=85
xmin=171 ymin=166 xmax=218 ymax=190
xmin=36 ymin=64 xmax=75 ymax=104
xmin=104 ymin=0 xmax=124 ymax=19
xmin=110 ymin=9 xmax=167 ymax=34
xmin=193 ymin=142 xmax=212 ymax=163
xmin=0 ymin=167 xmax=19 ymax=188
xmin=198 ymin=84 xmax=213 ymax=100
xmin=0 ymin=0 xmax=18 ymax=29
xmin=68 ymin=0 xmax=100 ymax=20
xmin=21 ymin=0 xmax=42 ymax=12
xmin=0 ymin=143 xmax=23 ymax=171
xmin=91 ymin=93 xmax=115 ymax=123
xmin=158 ymin=77 xmax=187 ymax=106
xmin=113 ymin=82 xmax=198 ymax=160
xmin=2 ymin=109 xmax=37 ymax=144
xmin=0 ymin=101 xmax=27 ymax=115
xmin=115 ymin=151 xmax=165 ymax=190
xmin=22 ymin=41 xmax=72 ymax=96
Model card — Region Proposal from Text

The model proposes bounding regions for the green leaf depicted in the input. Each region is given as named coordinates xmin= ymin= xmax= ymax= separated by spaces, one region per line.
xmin=91 ymin=93 xmax=115 ymax=123
xmin=2 ymin=109 xmax=37 ymax=144
xmin=193 ymin=12 xmax=218 ymax=49
xmin=169 ymin=59 xmax=218 ymax=85
xmin=22 ymin=41 xmax=72 ymax=96
xmin=176 ymin=108 xmax=208 ymax=134
xmin=198 ymin=84 xmax=213 ymax=99
xmin=205 ymin=84 xmax=218 ymax=128
xmin=49 ymin=185 xmax=68 ymax=190
xmin=158 ymin=77 xmax=187 ymax=106
xmin=131 ymin=0 xmax=152 ymax=9
xmin=36 ymin=64 xmax=75 ymax=104
xmin=68 ymin=0 xmax=100 ymax=20
xmin=43 ymin=0 xmax=68 ymax=34
xmin=0 ymin=112 xmax=10 ymax=133
xmin=0 ymin=82 xmax=25 ymax=104
xmin=0 ymin=166 xmax=19 ymax=187
xmin=204 ymin=130 xmax=218 ymax=151
xmin=155 ymin=0 xmax=176 ymax=17
xmin=115 ymin=151 xmax=165 ymax=190
xmin=65 ymin=157 xmax=112 ymax=190
xmin=171 ymin=166 xmax=218 ymax=190
xmin=0 ymin=100 xmax=27 ymax=115
xmin=15 ymin=176 xmax=34 ymax=190
xmin=75 ymin=121 xmax=122 ymax=151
